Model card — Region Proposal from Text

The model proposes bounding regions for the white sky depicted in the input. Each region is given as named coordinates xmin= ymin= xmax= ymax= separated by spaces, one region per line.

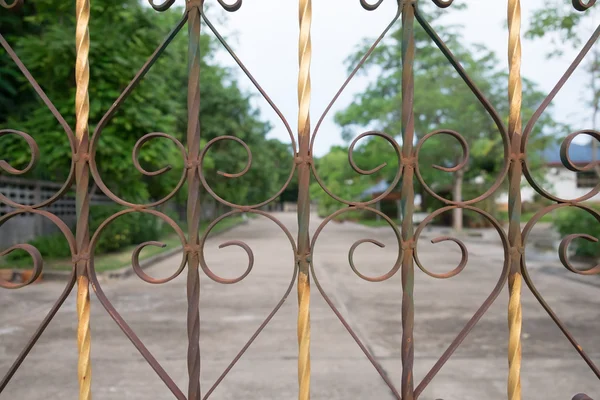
xmin=178 ymin=1 xmax=599 ymax=156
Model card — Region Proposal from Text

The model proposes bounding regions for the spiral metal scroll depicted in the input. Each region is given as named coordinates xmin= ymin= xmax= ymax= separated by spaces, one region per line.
xmin=310 ymin=206 xmax=402 ymax=398
xmin=198 ymin=11 xmax=298 ymax=210
xmin=573 ymin=0 xmax=597 ymax=11
xmin=0 ymin=208 xmax=77 ymax=392
xmin=0 ymin=0 xmax=22 ymax=10
xmin=359 ymin=0 xmax=385 ymax=11
xmin=515 ymin=2 xmax=600 ymax=394
xmin=520 ymin=204 xmax=600 ymax=381
xmin=0 ymin=25 xmax=81 ymax=395
xmin=412 ymin=206 xmax=510 ymax=396
xmin=413 ymin=8 xmax=511 ymax=206
xmin=431 ymin=0 xmax=453 ymax=8
xmin=0 ymin=34 xmax=76 ymax=209
xmin=198 ymin=210 xmax=298 ymax=399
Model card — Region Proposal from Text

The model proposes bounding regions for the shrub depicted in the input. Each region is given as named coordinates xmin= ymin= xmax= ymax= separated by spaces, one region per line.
xmin=89 ymin=205 xmax=161 ymax=254
xmin=553 ymin=204 xmax=600 ymax=259
xmin=6 ymin=205 xmax=165 ymax=262
xmin=5 ymin=233 xmax=71 ymax=262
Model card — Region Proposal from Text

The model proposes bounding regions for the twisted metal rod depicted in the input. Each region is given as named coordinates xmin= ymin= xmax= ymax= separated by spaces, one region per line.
xmin=75 ymin=0 xmax=92 ymax=397
xmin=186 ymin=2 xmax=203 ymax=399
xmin=507 ymin=0 xmax=523 ymax=399
xmin=297 ymin=0 xmax=312 ymax=398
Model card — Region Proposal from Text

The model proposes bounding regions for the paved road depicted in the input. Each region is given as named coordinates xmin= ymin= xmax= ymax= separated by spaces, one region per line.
xmin=1 ymin=212 xmax=599 ymax=399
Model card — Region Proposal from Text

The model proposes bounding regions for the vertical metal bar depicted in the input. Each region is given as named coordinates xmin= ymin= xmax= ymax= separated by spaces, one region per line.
xmin=186 ymin=1 xmax=202 ymax=399
xmin=75 ymin=0 xmax=92 ymax=398
xmin=400 ymin=2 xmax=416 ymax=399
xmin=507 ymin=0 xmax=523 ymax=399
xmin=297 ymin=0 xmax=312 ymax=398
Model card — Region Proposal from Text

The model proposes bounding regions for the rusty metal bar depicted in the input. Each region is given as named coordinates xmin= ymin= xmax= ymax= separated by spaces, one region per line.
xmin=186 ymin=1 xmax=203 ymax=399
xmin=297 ymin=0 xmax=312 ymax=398
xmin=507 ymin=0 xmax=523 ymax=399
xmin=400 ymin=2 xmax=416 ymax=399
xmin=74 ymin=0 xmax=92 ymax=397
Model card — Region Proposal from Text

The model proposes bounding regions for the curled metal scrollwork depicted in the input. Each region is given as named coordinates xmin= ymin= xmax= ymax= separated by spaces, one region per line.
xmin=0 ymin=0 xmax=23 ymax=10
xmin=197 ymin=135 xmax=296 ymax=209
xmin=360 ymin=0 xmax=385 ymax=11
xmin=412 ymin=206 xmax=511 ymax=396
xmin=216 ymin=0 xmax=242 ymax=12
xmin=0 ymin=129 xmax=39 ymax=176
xmin=309 ymin=206 xmax=402 ymax=397
xmin=89 ymin=208 xmax=188 ymax=284
xmin=431 ymin=0 xmax=454 ymax=8
xmin=90 ymin=131 xmax=188 ymax=209
xmin=573 ymin=394 xmax=594 ymax=400
xmin=310 ymin=2 xmax=401 ymax=206
xmin=311 ymin=131 xmax=403 ymax=207
xmin=312 ymin=206 xmax=402 ymax=283
xmin=0 ymin=35 xmax=76 ymax=209
xmin=0 ymin=244 xmax=42 ymax=289
xmin=413 ymin=8 xmax=511 ymax=206
xmin=197 ymin=209 xmax=298 ymax=398
xmin=573 ymin=0 xmax=596 ymax=11
xmin=0 ymin=209 xmax=77 ymax=289
xmin=89 ymin=15 xmax=188 ymax=209
xmin=84 ymin=208 xmax=189 ymax=398
xmin=148 ymin=0 xmax=176 ymax=12
xmin=520 ymin=203 xmax=600 ymax=380
xmin=0 ymin=207 xmax=78 ymax=390
xmin=524 ymin=129 xmax=600 ymax=203
xmin=198 ymin=210 xmax=296 ymax=285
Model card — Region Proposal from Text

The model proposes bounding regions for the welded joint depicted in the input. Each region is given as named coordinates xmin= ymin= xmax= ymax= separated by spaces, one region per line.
xmin=73 ymin=152 xmax=90 ymax=163
xmin=509 ymin=152 xmax=525 ymax=164
xmin=352 ymin=203 xmax=367 ymax=210
xmin=295 ymin=251 xmax=312 ymax=265
xmin=401 ymin=239 xmax=416 ymax=251
xmin=184 ymin=244 xmax=200 ymax=256
xmin=294 ymin=153 xmax=313 ymax=166
xmin=185 ymin=158 xmax=201 ymax=169
xmin=401 ymin=155 xmax=416 ymax=170
xmin=72 ymin=252 xmax=90 ymax=264
xmin=509 ymin=245 xmax=524 ymax=259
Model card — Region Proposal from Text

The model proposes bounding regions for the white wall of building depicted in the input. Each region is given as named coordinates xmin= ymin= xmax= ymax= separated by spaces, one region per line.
xmin=496 ymin=166 xmax=600 ymax=205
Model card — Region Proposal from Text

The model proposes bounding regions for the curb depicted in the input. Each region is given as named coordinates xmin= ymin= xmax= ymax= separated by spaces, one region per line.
xmin=37 ymin=219 xmax=248 ymax=282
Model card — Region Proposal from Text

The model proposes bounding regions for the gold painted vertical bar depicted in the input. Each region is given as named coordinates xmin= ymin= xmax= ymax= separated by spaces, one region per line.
xmin=75 ymin=0 xmax=92 ymax=397
xmin=507 ymin=0 xmax=523 ymax=399
xmin=297 ymin=0 xmax=312 ymax=398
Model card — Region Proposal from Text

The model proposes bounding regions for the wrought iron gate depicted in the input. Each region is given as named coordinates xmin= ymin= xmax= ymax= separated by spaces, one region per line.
xmin=1 ymin=0 xmax=599 ymax=399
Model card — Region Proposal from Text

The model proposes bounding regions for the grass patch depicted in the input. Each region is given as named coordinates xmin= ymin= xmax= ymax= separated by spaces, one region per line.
xmin=1 ymin=216 xmax=246 ymax=273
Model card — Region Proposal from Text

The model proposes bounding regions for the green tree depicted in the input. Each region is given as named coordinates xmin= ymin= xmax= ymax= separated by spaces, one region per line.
xmin=332 ymin=4 xmax=556 ymax=230
xmin=526 ymin=3 xmax=600 ymax=172
xmin=1 ymin=0 xmax=288 ymax=209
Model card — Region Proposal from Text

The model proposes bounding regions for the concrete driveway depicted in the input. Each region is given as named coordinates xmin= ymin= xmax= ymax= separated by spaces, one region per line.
xmin=1 ymin=212 xmax=599 ymax=399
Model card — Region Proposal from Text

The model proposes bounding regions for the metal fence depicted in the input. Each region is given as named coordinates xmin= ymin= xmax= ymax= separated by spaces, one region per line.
xmin=1 ymin=0 xmax=599 ymax=399
xmin=0 ymin=176 xmax=113 ymax=247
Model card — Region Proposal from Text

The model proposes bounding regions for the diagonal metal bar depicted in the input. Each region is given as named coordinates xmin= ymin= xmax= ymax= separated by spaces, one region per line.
xmin=186 ymin=2 xmax=202 ymax=399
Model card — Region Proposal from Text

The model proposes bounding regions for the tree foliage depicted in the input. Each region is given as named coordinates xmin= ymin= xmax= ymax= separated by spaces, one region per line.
xmin=314 ymin=5 xmax=558 ymax=224
xmin=0 ymin=0 xmax=291 ymax=208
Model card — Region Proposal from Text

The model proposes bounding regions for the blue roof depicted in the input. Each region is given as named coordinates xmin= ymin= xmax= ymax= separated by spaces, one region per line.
xmin=543 ymin=141 xmax=599 ymax=164
xmin=361 ymin=180 xmax=390 ymax=197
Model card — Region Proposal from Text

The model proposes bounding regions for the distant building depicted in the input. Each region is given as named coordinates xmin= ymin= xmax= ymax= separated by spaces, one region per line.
xmin=496 ymin=141 xmax=600 ymax=208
